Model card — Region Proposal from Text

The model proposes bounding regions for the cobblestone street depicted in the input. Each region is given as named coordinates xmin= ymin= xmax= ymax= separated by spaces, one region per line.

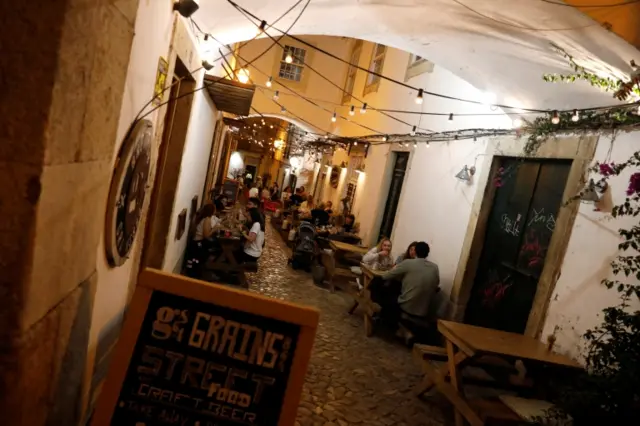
xmin=246 ymin=221 xmax=447 ymax=426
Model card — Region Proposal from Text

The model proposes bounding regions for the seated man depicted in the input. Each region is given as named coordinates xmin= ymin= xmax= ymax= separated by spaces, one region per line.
xmin=311 ymin=202 xmax=330 ymax=226
xmin=380 ymin=242 xmax=439 ymax=324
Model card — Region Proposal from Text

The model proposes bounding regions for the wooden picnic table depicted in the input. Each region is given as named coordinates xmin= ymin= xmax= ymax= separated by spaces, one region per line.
xmin=415 ymin=320 xmax=580 ymax=426
xmin=329 ymin=240 xmax=369 ymax=255
xmin=348 ymin=263 xmax=386 ymax=337
xmin=205 ymin=236 xmax=249 ymax=288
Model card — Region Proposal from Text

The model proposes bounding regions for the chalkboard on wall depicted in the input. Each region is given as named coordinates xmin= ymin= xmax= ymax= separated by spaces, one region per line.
xmin=92 ymin=269 xmax=319 ymax=426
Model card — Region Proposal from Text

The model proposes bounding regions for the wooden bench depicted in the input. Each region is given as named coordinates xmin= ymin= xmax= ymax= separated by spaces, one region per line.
xmin=321 ymin=251 xmax=358 ymax=293
xmin=498 ymin=395 xmax=572 ymax=425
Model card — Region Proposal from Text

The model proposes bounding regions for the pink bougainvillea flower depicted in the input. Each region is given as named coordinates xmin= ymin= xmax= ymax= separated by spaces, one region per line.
xmin=598 ymin=163 xmax=616 ymax=177
xmin=626 ymin=172 xmax=640 ymax=196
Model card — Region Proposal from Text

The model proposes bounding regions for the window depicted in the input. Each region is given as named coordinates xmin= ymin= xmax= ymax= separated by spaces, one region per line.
xmin=278 ymin=45 xmax=306 ymax=82
xmin=405 ymin=53 xmax=434 ymax=81
xmin=364 ymin=44 xmax=386 ymax=94
xmin=342 ymin=40 xmax=363 ymax=104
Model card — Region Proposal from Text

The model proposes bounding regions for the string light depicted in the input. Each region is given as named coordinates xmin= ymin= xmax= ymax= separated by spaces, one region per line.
xmin=413 ymin=141 xmax=418 ymax=148
xmin=360 ymin=103 xmax=367 ymax=114
xmin=273 ymin=90 xmax=279 ymax=100
xmin=258 ymin=20 xmax=267 ymax=34
xmin=512 ymin=117 xmax=523 ymax=128
xmin=411 ymin=126 xmax=416 ymax=136
xmin=281 ymin=105 xmax=286 ymax=113
xmin=331 ymin=112 xmax=337 ymax=122
xmin=551 ymin=110 xmax=560 ymax=124
xmin=415 ymin=89 xmax=424 ymax=105
xmin=448 ymin=113 xmax=454 ymax=121
xmin=426 ymin=141 xmax=430 ymax=148
xmin=266 ymin=76 xmax=272 ymax=87
xmin=285 ymin=52 xmax=293 ymax=63
xmin=349 ymin=105 xmax=355 ymax=116
xmin=354 ymin=141 xmax=358 ymax=146
xmin=571 ymin=109 xmax=580 ymax=122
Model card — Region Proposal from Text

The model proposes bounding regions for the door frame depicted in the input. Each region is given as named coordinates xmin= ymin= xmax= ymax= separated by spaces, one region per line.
xmin=450 ymin=135 xmax=598 ymax=338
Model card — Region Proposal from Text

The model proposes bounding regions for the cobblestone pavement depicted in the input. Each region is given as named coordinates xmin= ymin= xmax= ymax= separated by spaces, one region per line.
xmin=246 ymin=221 xmax=447 ymax=426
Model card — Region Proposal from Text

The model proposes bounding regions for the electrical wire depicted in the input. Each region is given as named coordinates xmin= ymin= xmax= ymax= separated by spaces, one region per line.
xmin=540 ymin=0 xmax=640 ymax=7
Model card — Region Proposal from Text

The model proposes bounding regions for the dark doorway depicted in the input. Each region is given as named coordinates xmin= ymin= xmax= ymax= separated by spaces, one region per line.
xmin=244 ymin=165 xmax=257 ymax=186
xmin=378 ymin=152 xmax=409 ymax=240
xmin=143 ymin=57 xmax=196 ymax=270
xmin=464 ymin=157 xmax=572 ymax=334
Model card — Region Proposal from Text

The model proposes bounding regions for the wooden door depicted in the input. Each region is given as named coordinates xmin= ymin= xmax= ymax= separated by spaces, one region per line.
xmin=464 ymin=158 xmax=571 ymax=334
xmin=378 ymin=152 xmax=409 ymax=239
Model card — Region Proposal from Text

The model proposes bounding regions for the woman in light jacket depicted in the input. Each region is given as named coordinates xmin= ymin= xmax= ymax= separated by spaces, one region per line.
xmin=362 ymin=238 xmax=394 ymax=270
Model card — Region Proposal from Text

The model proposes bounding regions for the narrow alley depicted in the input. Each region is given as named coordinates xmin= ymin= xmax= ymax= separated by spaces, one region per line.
xmin=246 ymin=220 xmax=446 ymax=426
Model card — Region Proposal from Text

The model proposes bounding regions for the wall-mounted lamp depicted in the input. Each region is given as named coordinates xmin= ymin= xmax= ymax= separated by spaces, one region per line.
xmin=202 ymin=59 xmax=214 ymax=71
xmin=355 ymin=165 xmax=366 ymax=175
xmin=455 ymin=165 xmax=476 ymax=182
xmin=173 ymin=0 xmax=200 ymax=18
xmin=581 ymin=179 xmax=608 ymax=203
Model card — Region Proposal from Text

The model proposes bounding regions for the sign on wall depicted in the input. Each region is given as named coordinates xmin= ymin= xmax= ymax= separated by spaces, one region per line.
xmin=153 ymin=57 xmax=169 ymax=106
xmin=91 ymin=269 xmax=319 ymax=426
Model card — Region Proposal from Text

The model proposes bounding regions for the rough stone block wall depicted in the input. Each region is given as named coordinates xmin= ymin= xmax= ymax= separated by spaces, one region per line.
xmin=0 ymin=0 xmax=139 ymax=424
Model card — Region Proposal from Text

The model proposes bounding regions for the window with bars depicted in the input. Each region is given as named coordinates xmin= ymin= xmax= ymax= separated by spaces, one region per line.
xmin=278 ymin=45 xmax=306 ymax=82
xmin=364 ymin=44 xmax=386 ymax=94
xmin=342 ymin=40 xmax=363 ymax=104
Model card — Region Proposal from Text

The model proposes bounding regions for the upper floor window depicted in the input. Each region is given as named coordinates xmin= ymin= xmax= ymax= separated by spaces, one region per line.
xmin=364 ymin=43 xmax=386 ymax=95
xmin=278 ymin=45 xmax=306 ymax=82
xmin=342 ymin=40 xmax=363 ymax=104
xmin=405 ymin=53 xmax=434 ymax=81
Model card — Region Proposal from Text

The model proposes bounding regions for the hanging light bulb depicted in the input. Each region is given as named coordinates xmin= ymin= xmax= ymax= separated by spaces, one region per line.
xmin=331 ymin=112 xmax=337 ymax=123
xmin=413 ymin=141 xmax=418 ymax=148
xmin=426 ymin=141 xmax=430 ymax=148
xmin=551 ymin=110 xmax=560 ymax=124
xmin=411 ymin=126 xmax=416 ymax=136
xmin=237 ymin=68 xmax=250 ymax=84
xmin=354 ymin=141 xmax=358 ymax=146
xmin=448 ymin=113 xmax=454 ymax=121
xmin=383 ymin=135 xmax=388 ymax=142
xmin=512 ymin=117 xmax=523 ymax=128
xmin=360 ymin=103 xmax=367 ymax=114
xmin=281 ymin=106 xmax=286 ymax=113
xmin=571 ymin=109 xmax=580 ymax=122
xmin=258 ymin=20 xmax=267 ymax=34
xmin=285 ymin=51 xmax=293 ymax=63
xmin=415 ymin=89 xmax=424 ymax=105
xmin=270 ymin=124 xmax=274 ymax=129
xmin=266 ymin=76 xmax=272 ymax=87
xmin=273 ymin=90 xmax=279 ymax=100
xmin=349 ymin=105 xmax=355 ymax=116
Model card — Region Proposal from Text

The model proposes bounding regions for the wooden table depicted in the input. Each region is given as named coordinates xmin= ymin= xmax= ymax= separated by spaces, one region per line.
xmin=348 ymin=263 xmax=386 ymax=337
xmin=205 ymin=236 xmax=248 ymax=288
xmin=329 ymin=240 xmax=369 ymax=255
xmin=415 ymin=320 xmax=580 ymax=426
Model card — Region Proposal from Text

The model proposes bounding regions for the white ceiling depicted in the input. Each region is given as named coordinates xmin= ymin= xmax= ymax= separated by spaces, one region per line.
xmin=196 ymin=0 xmax=639 ymax=111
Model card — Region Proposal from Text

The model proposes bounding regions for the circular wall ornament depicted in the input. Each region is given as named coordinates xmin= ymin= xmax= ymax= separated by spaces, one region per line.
xmin=105 ymin=119 xmax=153 ymax=267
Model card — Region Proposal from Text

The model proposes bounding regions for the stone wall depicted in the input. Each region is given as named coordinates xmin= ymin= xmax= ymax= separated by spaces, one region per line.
xmin=0 ymin=0 xmax=139 ymax=424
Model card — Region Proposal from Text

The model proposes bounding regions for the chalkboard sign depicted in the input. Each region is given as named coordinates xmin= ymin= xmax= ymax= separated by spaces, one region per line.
xmin=92 ymin=269 xmax=319 ymax=426
xmin=222 ymin=179 xmax=240 ymax=204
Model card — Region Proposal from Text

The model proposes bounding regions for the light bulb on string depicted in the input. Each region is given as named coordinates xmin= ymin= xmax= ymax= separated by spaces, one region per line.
xmin=413 ymin=141 xmax=418 ymax=148
xmin=258 ymin=20 xmax=267 ymax=34
xmin=410 ymin=126 xmax=416 ymax=136
xmin=571 ymin=109 xmax=580 ymax=122
xmin=415 ymin=89 xmax=424 ymax=105
xmin=331 ymin=112 xmax=337 ymax=123
xmin=285 ymin=52 xmax=293 ymax=63
xmin=281 ymin=106 xmax=286 ymax=113
xmin=349 ymin=105 xmax=355 ymax=116
xmin=360 ymin=103 xmax=367 ymax=114
xmin=426 ymin=141 xmax=430 ymax=148
xmin=448 ymin=113 xmax=454 ymax=121
xmin=273 ymin=90 xmax=279 ymax=100
xmin=512 ymin=117 xmax=523 ymax=128
xmin=551 ymin=110 xmax=560 ymax=125
xmin=383 ymin=135 xmax=388 ymax=142
xmin=270 ymin=125 xmax=274 ymax=129
xmin=354 ymin=141 xmax=358 ymax=146
xmin=266 ymin=76 xmax=272 ymax=87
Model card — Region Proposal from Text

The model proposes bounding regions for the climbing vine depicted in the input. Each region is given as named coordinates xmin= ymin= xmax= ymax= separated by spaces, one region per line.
xmin=532 ymin=46 xmax=640 ymax=424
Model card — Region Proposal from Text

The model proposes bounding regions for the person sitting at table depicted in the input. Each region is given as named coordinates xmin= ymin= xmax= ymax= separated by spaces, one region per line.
xmin=325 ymin=200 xmax=334 ymax=215
xmin=299 ymin=195 xmax=315 ymax=216
xmin=239 ymin=206 xmax=265 ymax=263
xmin=362 ymin=238 xmax=394 ymax=270
xmin=311 ymin=202 xmax=330 ymax=226
xmin=289 ymin=188 xmax=305 ymax=206
xmin=396 ymin=241 xmax=418 ymax=265
xmin=270 ymin=182 xmax=280 ymax=201
xmin=214 ymin=194 xmax=228 ymax=212
xmin=185 ymin=203 xmax=221 ymax=277
xmin=249 ymin=184 xmax=259 ymax=199
xmin=282 ymin=186 xmax=292 ymax=201
xmin=193 ymin=203 xmax=222 ymax=243
xmin=380 ymin=241 xmax=440 ymax=334
xmin=342 ymin=213 xmax=359 ymax=234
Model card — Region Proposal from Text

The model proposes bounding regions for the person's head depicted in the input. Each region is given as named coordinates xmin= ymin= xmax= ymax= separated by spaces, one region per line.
xmin=295 ymin=187 xmax=302 ymax=194
xmin=300 ymin=186 xmax=305 ymax=192
xmin=284 ymin=186 xmax=291 ymax=192
xmin=199 ymin=203 xmax=215 ymax=220
xmin=414 ymin=242 xmax=430 ymax=259
xmin=318 ymin=202 xmax=326 ymax=210
xmin=345 ymin=214 xmax=355 ymax=225
xmin=248 ymin=208 xmax=264 ymax=230
xmin=273 ymin=182 xmax=279 ymax=188
xmin=406 ymin=241 xmax=418 ymax=259
xmin=377 ymin=238 xmax=392 ymax=253
xmin=247 ymin=197 xmax=260 ymax=210
xmin=326 ymin=201 xmax=333 ymax=209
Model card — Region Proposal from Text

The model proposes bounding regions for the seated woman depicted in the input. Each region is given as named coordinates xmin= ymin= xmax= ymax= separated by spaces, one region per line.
xmin=185 ymin=204 xmax=221 ymax=277
xmin=239 ymin=207 xmax=265 ymax=263
xmin=299 ymin=195 xmax=315 ymax=217
xmin=325 ymin=200 xmax=334 ymax=215
xmin=193 ymin=204 xmax=221 ymax=244
xmin=396 ymin=241 xmax=418 ymax=265
xmin=362 ymin=238 xmax=394 ymax=270
xmin=342 ymin=213 xmax=359 ymax=234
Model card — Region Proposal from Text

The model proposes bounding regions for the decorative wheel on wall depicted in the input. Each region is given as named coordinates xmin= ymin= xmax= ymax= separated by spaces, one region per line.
xmin=104 ymin=119 xmax=153 ymax=267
